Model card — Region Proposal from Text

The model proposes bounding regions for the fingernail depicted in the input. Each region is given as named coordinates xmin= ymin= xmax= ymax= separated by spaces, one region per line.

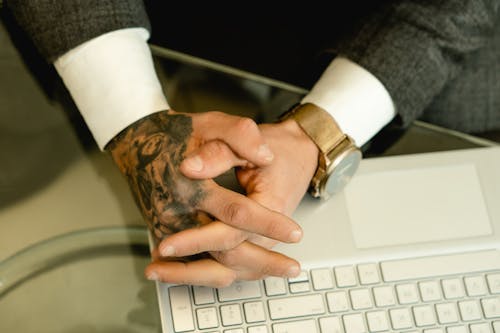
xmin=257 ymin=144 xmax=274 ymax=162
xmin=289 ymin=229 xmax=303 ymax=242
xmin=147 ymin=271 xmax=159 ymax=281
xmin=161 ymin=245 xmax=175 ymax=257
xmin=184 ymin=156 xmax=203 ymax=172
xmin=286 ymin=265 xmax=301 ymax=278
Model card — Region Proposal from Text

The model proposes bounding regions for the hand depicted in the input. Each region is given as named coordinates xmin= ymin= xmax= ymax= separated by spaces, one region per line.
xmin=154 ymin=118 xmax=318 ymax=280
xmin=108 ymin=110 xmax=303 ymax=286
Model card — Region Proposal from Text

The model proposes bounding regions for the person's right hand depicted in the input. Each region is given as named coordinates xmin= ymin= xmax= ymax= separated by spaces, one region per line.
xmin=108 ymin=110 xmax=303 ymax=286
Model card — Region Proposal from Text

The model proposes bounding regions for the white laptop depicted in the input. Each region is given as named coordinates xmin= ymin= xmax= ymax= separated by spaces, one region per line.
xmin=155 ymin=146 xmax=500 ymax=333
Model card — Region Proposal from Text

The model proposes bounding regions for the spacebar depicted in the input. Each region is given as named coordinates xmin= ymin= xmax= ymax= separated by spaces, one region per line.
xmin=381 ymin=249 xmax=500 ymax=282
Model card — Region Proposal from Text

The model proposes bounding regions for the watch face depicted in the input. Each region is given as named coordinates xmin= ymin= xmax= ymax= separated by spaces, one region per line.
xmin=323 ymin=149 xmax=362 ymax=197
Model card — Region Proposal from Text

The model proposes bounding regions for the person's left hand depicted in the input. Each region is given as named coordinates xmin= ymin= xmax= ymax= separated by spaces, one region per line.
xmin=147 ymin=119 xmax=318 ymax=280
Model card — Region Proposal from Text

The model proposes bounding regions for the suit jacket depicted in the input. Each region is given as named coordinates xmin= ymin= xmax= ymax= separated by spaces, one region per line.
xmin=3 ymin=0 xmax=500 ymax=135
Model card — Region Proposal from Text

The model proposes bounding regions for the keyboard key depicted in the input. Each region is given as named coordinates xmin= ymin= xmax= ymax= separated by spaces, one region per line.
xmin=442 ymin=278 xmax=465 ymax=299
xmin=350 ymin=288 xmax=373 ymax=310
xmin=193 ymin=286 xmax=215 ymax=305
xmin=224 ymin=329 xmax=244 ymax=333
xmin=243 ymin=301 xmax=266 ymax=323
xmin=381 ymin=250 xmax=500 ymax=282
xmin=458 ymin=300 xmax=482 ymax=321
xmin=168 ymin=286 xmax=195 ymax=332
xmin=469 ymin=322 xmax=492 ymax=333
xmin=268 ymin=294 xmax=325 ymax=320
xmin=196 ymin=307 xmax=218 ymax=329
xmin=482 ymin=297 xmax=500 ymax=319
xmin=357 ymin=263 xmax=380 ymax=285
xmin=220 ymin=304 xmax=242 ymax=326
xmin=335 ymin=266 xmax=357 ymax=287
xmin=436 ymin=302 xmax=459 ymax=324
xmin=447 ymin=325 xmax=467 ymax=333
xmin=311 ymin=268 xmax=334 ymax=290
xmin=389 ymin=308 xmax=413 ymax=330
xmin=327 ymin=291 xmax=350 ymax=313
xmin=465 ymin=275 xmax=488 ymax=297
xmin=423 ymin=329 xmax=444 ymax=333
xmin=396 ymin=283 xmax=419 ymax=304
xmin=319 ymin=316 xmax=342 ymax=333
xmin=247 ymin=325 xmax=268 ymax=333
xmin=263 ymin=277 xmax=287 ymax=296
xmin=488 ymin=273 xmax=500 ymax=294
xmin=419 ymin=280 xmax=442 ymax=302
xmin=289 ymin=281 xmax=310 ymax=294
xmin=218 ymin=281 xmax=261 ymax=302
xmin=342 ymin=313 xmax=366 ymax=333
xmin=273 ymin=319 xmax=318 ymax=333
xmin=366 ymin=310 xmax=389 ymax=332
xmin=413 ymin=305 xmax=436 ymax=327
xmin=373 ymin=286 xmax=396 ymax=307
xmin=493 ymin=321 xmax=500 ymax=333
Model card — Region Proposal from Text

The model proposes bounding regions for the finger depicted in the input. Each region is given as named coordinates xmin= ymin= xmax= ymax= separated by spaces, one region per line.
xmin=242 ymin=189 xmax=295 ymax=248
xmin=158 ymin=221 xmax=248 ymax=257
xmin=180 ymin=140 xmax=249 ymax=179
xmin=145 ymin=258 xmax=237 ymax=288
xmin=200 ymin=184 xmax=303 ymax=243
xmin=194 ymin=111 xmax=274 ymax=165
xmin=210 ymin=242 xmax=301 ymax=279
xmin=240 ymin=169 xmax=301 ymax=216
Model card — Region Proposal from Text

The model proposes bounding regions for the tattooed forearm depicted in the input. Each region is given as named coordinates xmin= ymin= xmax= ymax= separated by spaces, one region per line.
xmin=108 ymin=111 xmax=211 ymax=242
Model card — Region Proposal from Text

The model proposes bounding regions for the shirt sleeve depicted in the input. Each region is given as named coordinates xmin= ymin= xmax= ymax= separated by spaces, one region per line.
xmin=301 ymin=57 xmax=396 ymax=147
xmin=54 ymin=28 xmax=169 ymax=150
xmin=331 ymin=1 xmax=498 ymax=129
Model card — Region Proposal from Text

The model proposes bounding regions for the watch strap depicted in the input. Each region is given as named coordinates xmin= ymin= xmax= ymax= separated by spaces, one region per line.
xmin=282 ymin=103 xmax=346 ymax=154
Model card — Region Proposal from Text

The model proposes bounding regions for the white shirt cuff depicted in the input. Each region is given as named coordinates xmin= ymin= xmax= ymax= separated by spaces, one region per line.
xmin=301 ymin=57 xmax=396 ymax=147
xmin=54 ymin=28 xmax=170 ymax=150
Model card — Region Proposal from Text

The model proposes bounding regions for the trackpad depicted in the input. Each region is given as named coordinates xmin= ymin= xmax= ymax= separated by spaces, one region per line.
xmin=344 ymin=164 xmax=492 ymax=249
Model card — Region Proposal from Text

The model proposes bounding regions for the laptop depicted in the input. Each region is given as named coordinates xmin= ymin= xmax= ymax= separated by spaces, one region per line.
xmin=154 ymin=146 xmax=500 ymax=333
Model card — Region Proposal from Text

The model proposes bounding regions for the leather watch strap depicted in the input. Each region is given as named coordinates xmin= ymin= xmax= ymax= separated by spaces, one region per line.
xmin=284 ymin=103 xmax=345 ymax=154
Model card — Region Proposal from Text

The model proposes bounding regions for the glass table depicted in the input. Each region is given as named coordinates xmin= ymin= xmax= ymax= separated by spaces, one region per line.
xmin=0 ymin=42 xmax=497 ymax=332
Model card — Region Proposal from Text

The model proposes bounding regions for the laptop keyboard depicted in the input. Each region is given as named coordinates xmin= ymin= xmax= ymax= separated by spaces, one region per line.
xmin=162 ymin=250 xmax=500 ymax=332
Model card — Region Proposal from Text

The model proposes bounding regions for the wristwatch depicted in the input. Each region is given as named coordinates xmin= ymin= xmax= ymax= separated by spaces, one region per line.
xmin=281 ymin=103 xmax=362 ymax=199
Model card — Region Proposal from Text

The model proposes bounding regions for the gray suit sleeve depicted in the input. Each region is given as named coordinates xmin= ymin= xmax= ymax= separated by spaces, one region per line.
xmin=334 ymin=0 xmax=500 ymax=127
xmin=4 ymin=0 xmax=150 ymax=62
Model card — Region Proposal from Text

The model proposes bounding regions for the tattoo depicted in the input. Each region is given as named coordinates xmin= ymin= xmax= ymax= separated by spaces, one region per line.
xmin=108 ymin=111 xmax=211 ymax=243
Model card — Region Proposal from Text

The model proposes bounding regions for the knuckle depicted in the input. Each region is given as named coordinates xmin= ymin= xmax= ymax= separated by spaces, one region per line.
xmin=205 ymin=140 xmax=228 ymax=158
xmin=205 ymin=110 xmax=224 ymax=121
xmin=223 ymin=202 xmax=249 ymax=227
xmin=259 ymin=261 xmax=277 ymax=277
xmin=214 ymin=249 xmax=238 ymax=266
xmin=263 ymin=218 xmax=281 ymax=238
xmin=235 ymin=117 xmax=258 ymax=135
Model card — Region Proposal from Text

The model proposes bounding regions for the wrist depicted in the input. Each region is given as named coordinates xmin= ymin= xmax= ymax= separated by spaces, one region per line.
xmin=278 ymin=118 xmax=319 ymax=173
xmin=107 ymin=110 xmax=187 ymax=173
xmin=280 ymin=103 xmax=362 ymax=199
